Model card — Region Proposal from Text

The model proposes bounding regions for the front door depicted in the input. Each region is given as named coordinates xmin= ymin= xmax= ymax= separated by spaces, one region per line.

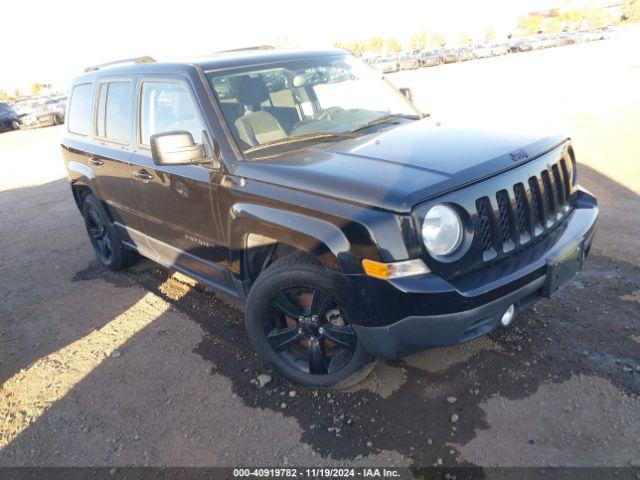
xmin=128 ymin=78 xmax=231 ymax=293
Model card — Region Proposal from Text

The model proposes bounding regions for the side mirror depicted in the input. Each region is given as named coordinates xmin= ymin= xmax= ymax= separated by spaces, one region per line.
xmin=150 ymin=131 xmax=205 ymax=166
xmin=399 ymin=88 xmax=413 ymax=102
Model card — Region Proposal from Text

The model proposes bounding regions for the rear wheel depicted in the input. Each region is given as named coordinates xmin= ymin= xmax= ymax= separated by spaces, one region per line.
xmin=82 ymin=194 xmax=138 ymax=271
xmin=245 ymin=255 xmax=375 ymax=388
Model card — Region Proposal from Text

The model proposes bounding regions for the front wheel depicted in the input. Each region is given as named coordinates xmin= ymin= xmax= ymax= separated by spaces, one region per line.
xmin=82 ymin=194 xmax=138 ymax=271
xmin=245 ymin=255 xmax=375 ymax=388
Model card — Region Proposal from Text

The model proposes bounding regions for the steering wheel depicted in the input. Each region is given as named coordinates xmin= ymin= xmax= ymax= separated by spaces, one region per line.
xmin=317 ymin=106 xmax=344 ymax=121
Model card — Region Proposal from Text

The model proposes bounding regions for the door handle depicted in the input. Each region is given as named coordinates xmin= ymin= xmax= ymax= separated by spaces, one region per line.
xmin=133 ymin=170 xmax=154 ymax=181
xmin=88 ymin=157 xmax=103 ymax=166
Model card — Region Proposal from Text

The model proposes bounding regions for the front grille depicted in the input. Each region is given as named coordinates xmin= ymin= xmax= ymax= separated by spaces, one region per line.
xmin=496 ymin=190 xmax=513 ymax=247
xmin=513 ymin=183 xmax=529 ymax=238
xmin=528 ymin=177 xmax=544 ymax=230
xmin=476 ymin=197 xmax=494 ymax=253
xmin=476 ymin=156 xmax=573 ymax=260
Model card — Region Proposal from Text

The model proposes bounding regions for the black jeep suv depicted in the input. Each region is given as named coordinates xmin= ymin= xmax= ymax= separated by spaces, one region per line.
xmin=62 ymin=49 xmax=598 ymax=387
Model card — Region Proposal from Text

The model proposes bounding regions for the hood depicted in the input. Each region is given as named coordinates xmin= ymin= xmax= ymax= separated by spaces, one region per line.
xmin=233 ymin=119 xmax=567 ymax=213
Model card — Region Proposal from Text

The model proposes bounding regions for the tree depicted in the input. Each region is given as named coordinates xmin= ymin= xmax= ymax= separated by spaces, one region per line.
xmin=559 ymin=9 xmax=584 ymax=30
xmin=544 ymin=17 xmax=563 ymax=34
xmin=458 ymin=32 xmax=473 ymax=47
xmin=385 ymin=37 xmax=403 ymax=54
xmin=334 ymin=40 xmax=366 ymax=56
xmin=429 ymin=31 xmax=447 ymax=48
xmin=13 ymin=89 xmax=22 ymax=100
xmin=484 ymin=26 xmax=496 ymax=43
xmin=31 ymin=82 xmax=47 ymax=97
xmin=517 ymin=15 xmax=543 ymax=36
xmin=408 ymin=31 xmax=427 ymax=51
xmin=585 ymin=8 xmax=611 ymax=29
xmin=622 ymin=0 xmax=640 ymax=22
xmin=367 ymin=36 xmax=384 ymax=54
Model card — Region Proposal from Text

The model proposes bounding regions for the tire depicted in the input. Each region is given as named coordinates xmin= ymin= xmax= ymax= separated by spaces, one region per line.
xmin=82 ymin=194 xmax=139 ymax=271
xmin=52 ymin=114 xmax=60 ymax=126
xmin=245 ymin=254 xmax=376 ymax=389
xmin=11 ymin=120 xmax=20 ymax=130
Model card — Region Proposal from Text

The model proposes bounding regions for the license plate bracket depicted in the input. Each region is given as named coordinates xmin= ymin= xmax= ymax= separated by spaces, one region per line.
xmin=543 ymin=242 xmax=584 ymax=297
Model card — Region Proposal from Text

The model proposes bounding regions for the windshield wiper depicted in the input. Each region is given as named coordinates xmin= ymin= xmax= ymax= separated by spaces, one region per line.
xmin=244 ymin=132 xmax=357 ymax=155
xmin=349 ymin=113 xmax=421 ymax=133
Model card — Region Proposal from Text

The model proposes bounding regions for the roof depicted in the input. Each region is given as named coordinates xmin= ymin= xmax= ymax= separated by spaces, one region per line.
xmin=193 ymin=47 xmax=346 ymax=71
xmin=74 ymin=48 xmax=348 ymax=82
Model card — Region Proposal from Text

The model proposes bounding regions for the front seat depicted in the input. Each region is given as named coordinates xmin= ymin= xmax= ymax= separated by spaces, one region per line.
xmin=233 ymin=76 xmax=287 ymax=147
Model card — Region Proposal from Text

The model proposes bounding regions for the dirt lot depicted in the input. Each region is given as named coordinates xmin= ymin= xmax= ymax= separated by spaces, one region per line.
xmin=1 ymin=27 xmax=639 ymax=473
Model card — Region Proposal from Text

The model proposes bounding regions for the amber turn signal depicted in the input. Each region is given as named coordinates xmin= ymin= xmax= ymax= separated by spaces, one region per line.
xmin=362 ymin=258 xmax=430 ymax=280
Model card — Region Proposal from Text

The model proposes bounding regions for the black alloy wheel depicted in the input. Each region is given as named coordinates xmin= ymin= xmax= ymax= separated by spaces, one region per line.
xmin=82 ymin=194 xmax=139 ymax=271
xmin=265 ymin=285 xmax=356 ymax=375
xmin=245 ymin=254 xmax=375 ymax=388
xmin=85 ymin=201 xmax=114 ymax=265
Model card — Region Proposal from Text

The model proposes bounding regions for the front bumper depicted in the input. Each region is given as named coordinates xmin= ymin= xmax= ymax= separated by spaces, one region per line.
xmin=352 ymin=188 xmax=598 ymax=359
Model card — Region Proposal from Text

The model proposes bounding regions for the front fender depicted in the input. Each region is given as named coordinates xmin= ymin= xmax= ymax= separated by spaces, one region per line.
xmin=228 ymin=203 xmax=360 ymax=274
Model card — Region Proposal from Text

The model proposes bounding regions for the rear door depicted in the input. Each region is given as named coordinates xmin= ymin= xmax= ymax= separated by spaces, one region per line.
xmin=88 ymin=78 xmax=148 ymax=248
xmin=127 ymin=77 xmax=231 ymax=293
xmin=63 ymin=81 xmax=145 ymax=249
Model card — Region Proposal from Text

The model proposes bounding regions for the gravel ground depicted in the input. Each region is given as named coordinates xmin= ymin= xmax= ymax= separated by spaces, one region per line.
xmin=0 ymin=27 xmax=639 ymax=472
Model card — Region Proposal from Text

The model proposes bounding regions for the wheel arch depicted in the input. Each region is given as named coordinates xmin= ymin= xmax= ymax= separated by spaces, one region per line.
xmin=70 ymin=182 xmax=94 ymax=213
xmin=228 ymin=203 xmax=361 ymax=288
xmin=70 ymin=181 xmax=113 ymax=224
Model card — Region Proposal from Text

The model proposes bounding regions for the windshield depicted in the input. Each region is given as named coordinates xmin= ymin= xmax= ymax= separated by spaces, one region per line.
xmin=206 ymin=55 xmax=419 ymax=158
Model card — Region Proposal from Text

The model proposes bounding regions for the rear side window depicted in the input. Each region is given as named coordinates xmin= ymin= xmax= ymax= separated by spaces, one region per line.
xmin=139 ymin=82 xmax=203 ymax=145
xmin=67 ymin=83 xmax=93 ymax=135
xmin=95 ymin=81 xmax=132 ymax=143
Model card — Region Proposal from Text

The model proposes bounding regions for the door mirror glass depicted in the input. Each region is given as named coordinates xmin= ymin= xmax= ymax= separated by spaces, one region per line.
xmin=150 ymin=131 xmax=205 ymax=165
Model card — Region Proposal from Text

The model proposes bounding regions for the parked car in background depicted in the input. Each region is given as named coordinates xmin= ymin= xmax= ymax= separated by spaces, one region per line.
xmin=457 ymin=47 xmax=475 ymax=61
xmin=489 ymin=43 xmax=510 ymax=56
xmin=11 ymin=98 xmax=36 ymax=121
xmin=19 ymin=98 xmax=65 ymax=128
xmin=472 ymin=45 xmax=493 ymax=59
xmin=441 ymin=48 xmax=460 ymax=63
xmin=372 ymin=56 xmax=400 ymax=74
xmin=510 ymin=40 xmax=533 ymax=53
xmin=418 ymin=50 xmax=442 ymax=67
xmin=52 ymin=94 xmax=68 ymax=111
xmin=0 ymin=103 xmax=20 ymax=132
xmin=556 ymin=33 xmax=577 ymax=46
xmin=575 ymin=30 xmax=607 ymax=42
xmin=398 ymin=54 xmax=421 ymax=70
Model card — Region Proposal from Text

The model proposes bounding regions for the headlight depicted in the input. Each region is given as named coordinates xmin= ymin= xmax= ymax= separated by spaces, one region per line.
xmin=421 ymin=204 xmax=463 ymax=256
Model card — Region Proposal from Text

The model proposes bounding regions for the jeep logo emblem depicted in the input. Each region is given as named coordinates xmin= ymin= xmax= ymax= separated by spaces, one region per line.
xmin=510 ymin=150 xmax=529 ymax=161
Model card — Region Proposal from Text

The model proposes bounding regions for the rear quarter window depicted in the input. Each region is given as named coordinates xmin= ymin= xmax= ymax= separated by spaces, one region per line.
xmin=95 ymin=81 xmax=132 ymax=143
xmin=67 ymin=83 xmax=93 ymax=135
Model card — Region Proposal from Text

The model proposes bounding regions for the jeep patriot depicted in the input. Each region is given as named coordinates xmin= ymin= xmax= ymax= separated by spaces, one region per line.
xmin=61 ymin=49 xmax=598 ymax=387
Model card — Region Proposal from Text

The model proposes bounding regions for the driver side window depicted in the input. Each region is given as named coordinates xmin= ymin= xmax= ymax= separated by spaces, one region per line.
xmin=139 ymin=81 xmax=203 ymax=146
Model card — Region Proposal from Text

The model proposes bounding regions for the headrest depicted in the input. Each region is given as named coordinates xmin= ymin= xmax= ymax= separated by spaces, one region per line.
xmin=234 ymin=76 xmax=269 ymax=107
xmin=292 ymin=74 xmax=307 ymax=88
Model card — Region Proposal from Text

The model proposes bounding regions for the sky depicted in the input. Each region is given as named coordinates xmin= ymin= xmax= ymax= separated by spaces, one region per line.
xmin=2 ymin=0 xmax=559 ymax=93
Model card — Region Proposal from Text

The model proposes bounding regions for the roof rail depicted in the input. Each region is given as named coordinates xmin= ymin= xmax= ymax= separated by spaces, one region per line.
xmin=84 ymin=56 xmax=156 ymax=73
xmin=218 ymin=45 xmax=275 ymax=53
